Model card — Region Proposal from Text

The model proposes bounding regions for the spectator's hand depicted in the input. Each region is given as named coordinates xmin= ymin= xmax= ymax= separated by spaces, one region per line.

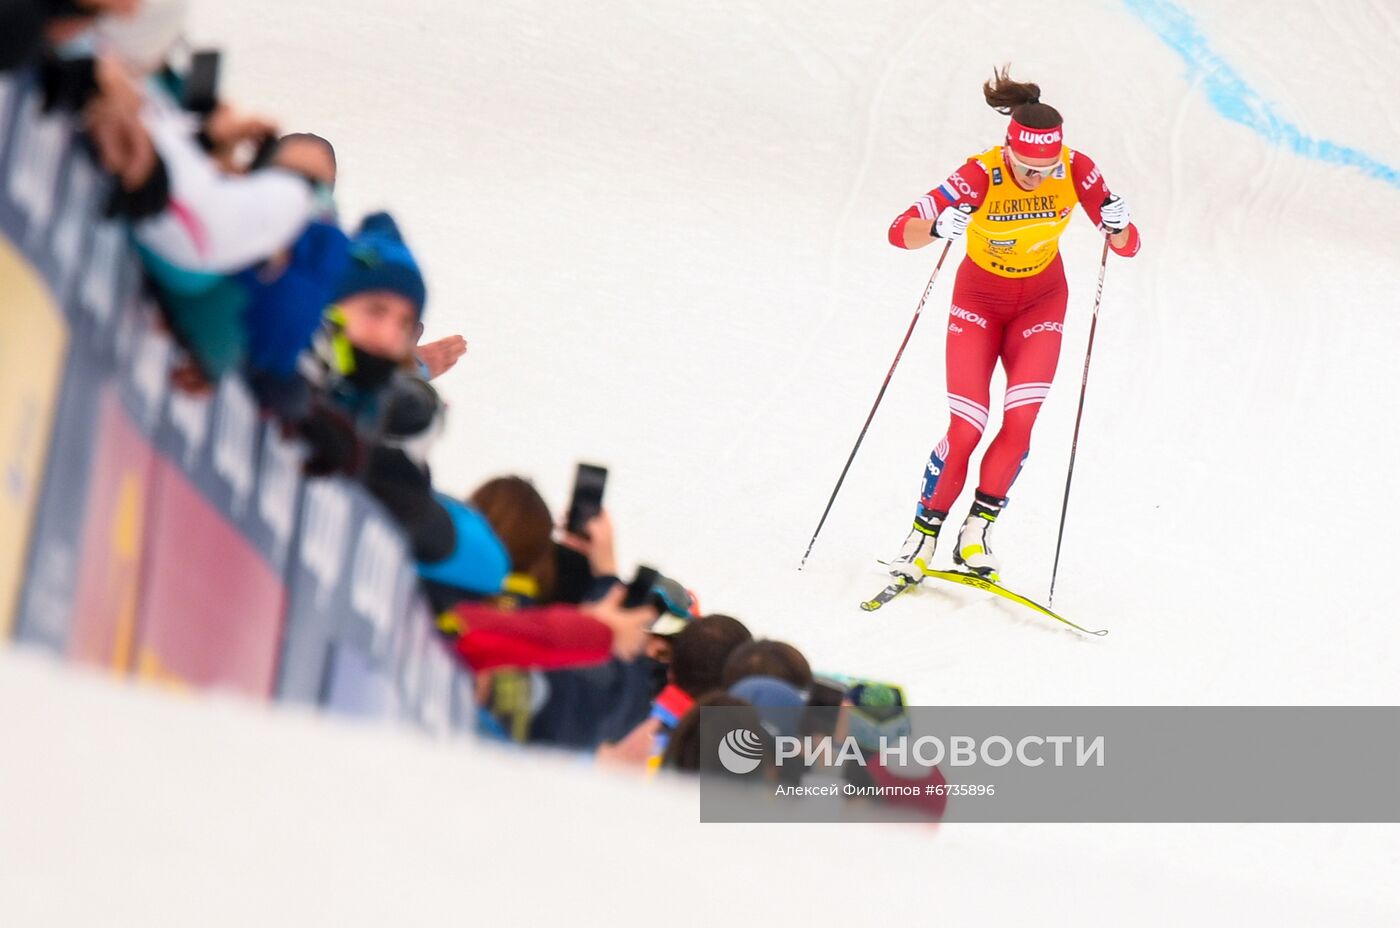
xmin=596 ymin=717 xmax=661 ymax=768
xmin=558 ymin=509 xmax=617 ymax=577
xmin=84 ymin=55 xmax=156 ymax=189
xmin=583 ymin=583 xmax=656 ymax=661
xmin=93 ymin=54 xmax=143 ymax=115
xmin=85 ymin=94 xmax=155 ymax=190
xmin=203 ymin=103 xmax=278 ymax=172
xmin=416 ymin=334 xmax=467 ymax=379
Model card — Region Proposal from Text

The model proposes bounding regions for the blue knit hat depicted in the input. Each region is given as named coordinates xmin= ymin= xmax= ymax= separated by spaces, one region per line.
xmin=333 ymin=211 xmax=427 ymax=318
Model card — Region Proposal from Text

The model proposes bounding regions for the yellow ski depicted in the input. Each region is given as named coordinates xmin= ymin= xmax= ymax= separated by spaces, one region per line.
xmin=920 ymin=568 xmax=1108 ymax=637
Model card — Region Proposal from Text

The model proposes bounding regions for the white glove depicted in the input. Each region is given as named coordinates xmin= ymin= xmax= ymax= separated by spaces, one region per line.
xmin=1100 ymin=194 xmax=1130 ymax=233
xmin=933 ymin=205 xmax=971 ymax=241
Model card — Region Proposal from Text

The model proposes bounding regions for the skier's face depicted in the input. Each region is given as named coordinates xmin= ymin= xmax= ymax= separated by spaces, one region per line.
xmin=1006 ymin=148 xmax=1058 ymax=190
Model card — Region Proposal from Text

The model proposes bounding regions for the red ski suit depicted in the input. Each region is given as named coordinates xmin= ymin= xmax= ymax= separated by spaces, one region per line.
xmin=889 ymin=146 xmax=1140 ymax=514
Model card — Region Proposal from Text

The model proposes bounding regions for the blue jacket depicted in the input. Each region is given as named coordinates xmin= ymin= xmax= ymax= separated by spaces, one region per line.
xmin=240 ymin=220 xmax=350 ymax=379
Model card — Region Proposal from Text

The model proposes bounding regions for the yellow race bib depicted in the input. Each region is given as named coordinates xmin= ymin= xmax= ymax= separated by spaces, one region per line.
xmin=966 ymin=146 xmax=1079 ymax=278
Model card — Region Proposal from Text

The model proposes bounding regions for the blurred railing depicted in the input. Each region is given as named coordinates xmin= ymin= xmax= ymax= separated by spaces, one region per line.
xmin=1 ymin=71 xmax=470 ymax=733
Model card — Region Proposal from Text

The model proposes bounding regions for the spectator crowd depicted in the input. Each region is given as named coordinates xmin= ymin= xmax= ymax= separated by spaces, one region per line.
xmin=1 ymin=0 xmax=941 ymax=817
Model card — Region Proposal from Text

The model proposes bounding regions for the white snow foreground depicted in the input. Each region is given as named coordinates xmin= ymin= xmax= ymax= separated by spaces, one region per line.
xmin=1 ymin=647 xmax=1395 ymax=925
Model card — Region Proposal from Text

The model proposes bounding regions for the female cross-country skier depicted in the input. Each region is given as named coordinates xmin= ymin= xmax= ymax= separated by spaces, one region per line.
xmin=887 ymin=66 xmax=1140 ymax=584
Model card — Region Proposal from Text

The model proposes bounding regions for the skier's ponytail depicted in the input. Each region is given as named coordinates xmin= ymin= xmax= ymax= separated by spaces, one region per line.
xmin=983 ymin=64 xmax=1062 ymax=129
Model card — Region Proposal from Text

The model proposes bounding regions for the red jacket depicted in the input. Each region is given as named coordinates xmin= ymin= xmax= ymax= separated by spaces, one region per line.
xmin=440 ymin=601 xmax=613 ymax=672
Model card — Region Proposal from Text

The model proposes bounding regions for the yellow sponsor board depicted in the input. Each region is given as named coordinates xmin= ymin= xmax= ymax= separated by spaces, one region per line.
xmin=0 ymin=237 xmax=70 ymax=636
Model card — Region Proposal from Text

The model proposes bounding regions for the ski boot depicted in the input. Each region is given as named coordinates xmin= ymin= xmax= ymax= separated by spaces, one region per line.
xmin=953 ymin=491 xmax=1007 ymax=583
xmin=889 ymin=509 xmax=945 ymax=582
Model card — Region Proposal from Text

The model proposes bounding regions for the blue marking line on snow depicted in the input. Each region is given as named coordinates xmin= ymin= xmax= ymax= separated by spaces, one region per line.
xmin=1123 ymin=0 xmax=1400 ymax=189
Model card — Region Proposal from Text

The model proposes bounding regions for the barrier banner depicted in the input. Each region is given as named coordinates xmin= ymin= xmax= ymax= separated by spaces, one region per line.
xmin=395 ymin=594 xmax=460 ymax=735
xmin=0 ymin=74 xmax=75 ymax=287
xmin=157 ymin=375 xmax=303 ymax=570
xmin=12 ymin=219 xmax=140 ymax=650
xmin=0 ymin=239 xmax=69 ymax=636
xmin=65 ymin=384 xmax=158 ymax=671
xmin=277 ymin=478 xmax=420 ymax=718
xmin=134 ymin=456 xmax=287 ymax=696
xmin=253 ymin=420 xmax=304 ymax=573
xmin=133 ymin=371 xmax=292 ymax=697
xmin=64 ymin=299 xmax=170 ymax=669
xmin=0 ymin=74 xmax=19 ymax=163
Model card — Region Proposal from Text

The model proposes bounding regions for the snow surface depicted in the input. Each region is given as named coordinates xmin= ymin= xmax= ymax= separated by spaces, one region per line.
xmin=3 ymin=648 xmax=1398 ymax=925
xmin=5 ymin=0 xmax=1400 ymax=923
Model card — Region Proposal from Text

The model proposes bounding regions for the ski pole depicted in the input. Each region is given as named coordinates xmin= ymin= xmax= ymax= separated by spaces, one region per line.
xmin=1048 ymin=236 xmax=1112 ymax=606
xmin=799 ymin=239 xmax=954 ymax=570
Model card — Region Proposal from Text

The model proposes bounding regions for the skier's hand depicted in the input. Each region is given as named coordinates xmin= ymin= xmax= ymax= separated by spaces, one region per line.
xmin=933 ymin=205 xmax=971 ymax=241
xmin=1099 ymin=194 xmax=1130 ymax=233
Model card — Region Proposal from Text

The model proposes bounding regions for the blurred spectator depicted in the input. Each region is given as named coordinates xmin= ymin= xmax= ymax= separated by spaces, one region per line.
xmin=720 ymin=639 xmax=813 ymax=690
xmin=551 ymin=509 xmax=616 ymax=605
xmin=134 ymin=93 xmax=309 ymax=277
xmin=440 ymin=583 xmax=657 ymax=674
xmin=2 ymin=0 xmax=141 ymax=72
xmin=558 ymin=509 xmax=619 ymax=589
xmin=267 ymin=131 xmax=336 ymax=189
xmin=842 ymin=681 xmax=948 ymax=822
xmin=727 ymin=674 xmax=813 ymax=790
xmin=92 ymin=0 xmax=185 ymax=74
xmin=528 ymin=509 xmax=648 ymax=748
xmin=240 ymin=133 xmax=350 ymax=389
xmin=311 ymin=211 xmax=427 ymax=411
xmin=603 ymin=612 xmax=753 ymax=766
xmin=469 ymin=476 xmax=556 ymax=604
xmin=528 ymin=572 xmax=706 ymax=750
xmin=728 ymin=674 xmax=807 ymax=740
xmin=282 ymin=210 xmax=428 ymax=476
xmin=448 ymin=581 xmax=659 ymax=742
xmin=115 ymin=85 xmax=323 ymax=377
xmin=673 ymin=614 xmax=754 ymax=699
xmin=462 ymin=485 xmax=603 ymax=742
xmin=661 ymin=692 xmax=759 ymax=773
xmin=413 ymin=485 xmax=510 ymax=603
